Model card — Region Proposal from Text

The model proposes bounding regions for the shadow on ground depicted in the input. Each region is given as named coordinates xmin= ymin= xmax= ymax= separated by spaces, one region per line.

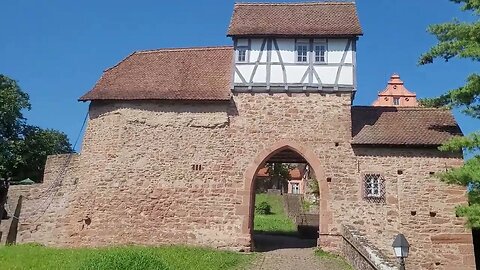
xmin=253 ymin=234 xmax=317 ymax=252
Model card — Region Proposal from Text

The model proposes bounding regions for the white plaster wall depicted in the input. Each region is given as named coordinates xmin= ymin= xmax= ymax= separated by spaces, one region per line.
xmin=249 ymin=39 xmax=267 ymax=63
xmin=286 ymin=66 xmax=308 ymax=83
xmin=252 ymin=65 xmax=266 ymax=83
xmin=275 ymin=39 xmax=295 ymax=63
xmin=233 ymin=38 xmax=355 ymax=86
xmin=314 ymin=66 xmax=338 ymax=85
xmin=338 ymin=66 xmax=354 ymax=85
xmin=235 ymin=65 xmax=254 ymax=83
xmin=328 ymin=39 xmax=351 ymax=64
xmin=270 ymin=65 xmax=285 ymax=83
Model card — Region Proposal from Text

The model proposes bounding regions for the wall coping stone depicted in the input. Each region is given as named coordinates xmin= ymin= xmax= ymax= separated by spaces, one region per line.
xmin=342 ymin=225 xmax=397 ymax=270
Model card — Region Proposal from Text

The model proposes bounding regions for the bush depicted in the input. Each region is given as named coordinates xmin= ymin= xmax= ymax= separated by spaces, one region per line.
xmin=256 ymin=201 xmax=272 ymax=215
xmin=80 ymin=248 xmax=168 ymax=270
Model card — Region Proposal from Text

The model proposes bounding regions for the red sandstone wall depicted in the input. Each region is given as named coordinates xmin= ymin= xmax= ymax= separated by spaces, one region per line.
xmin=10 ymin=93 xmax=475 ymax=269
xmin=5 ymin=154 xmax=80 ymax=246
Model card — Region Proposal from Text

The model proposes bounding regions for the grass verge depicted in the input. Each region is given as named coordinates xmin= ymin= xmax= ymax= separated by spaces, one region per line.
xmin=254 ymin=193 xmax=297 ymax=235
xmin=0 ymin=244 xmax=254 ymax=270
xmin=314 ymin=248 xmax=353 ymax=270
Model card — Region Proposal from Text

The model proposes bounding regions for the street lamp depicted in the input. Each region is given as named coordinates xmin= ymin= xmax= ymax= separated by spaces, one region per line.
xmin=392 ymin=234 xmax=410 ymax=270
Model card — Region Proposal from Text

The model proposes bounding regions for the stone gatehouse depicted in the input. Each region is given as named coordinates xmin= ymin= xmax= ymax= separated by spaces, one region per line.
xmin=3 ymin=2 xmax=475 ymax=269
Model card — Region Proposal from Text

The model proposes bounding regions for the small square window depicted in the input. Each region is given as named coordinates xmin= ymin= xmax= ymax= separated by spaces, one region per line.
xmin=237 ymin=47 xmax=248 ymax=62
xmin=296 ymin=44 xmax=308 ymax=62
xmin=314 ymin=44 xmax=326 ymax=63
xmin=363 ymin=174 xmax=385 ymax=202
xmin=393 ymin=97 xmax=400 ymax=106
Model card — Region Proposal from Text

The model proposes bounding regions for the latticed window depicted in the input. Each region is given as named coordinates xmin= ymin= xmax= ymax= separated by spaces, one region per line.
xmin=363 ymin=174 xmax=386 ymax=202
xmin=237 ymin=47 xmax=248 ymax=62
xmin=296 ymin=44 xmax=308 ymax=62
xmin=314 ymin=44 xmax=326 ymax=62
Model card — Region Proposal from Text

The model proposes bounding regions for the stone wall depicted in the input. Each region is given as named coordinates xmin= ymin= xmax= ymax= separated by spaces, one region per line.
xmin=353 ymin=147 xmax=475 ymax=269
xmin=9 ymin=93 xmax=476 ymax=269
xmin=342 ymin=225 xmax=396 ymax=270
xmin=3 ymin=154 xmax=80 ymax=245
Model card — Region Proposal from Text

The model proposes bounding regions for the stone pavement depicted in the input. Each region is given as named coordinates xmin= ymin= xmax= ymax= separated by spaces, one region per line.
xmin=249 ymin=234 xmax=351 ymax=270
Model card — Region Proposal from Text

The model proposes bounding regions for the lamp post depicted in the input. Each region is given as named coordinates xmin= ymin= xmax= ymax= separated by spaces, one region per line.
xmin=392 ymin=234 xmax=410 ymax=270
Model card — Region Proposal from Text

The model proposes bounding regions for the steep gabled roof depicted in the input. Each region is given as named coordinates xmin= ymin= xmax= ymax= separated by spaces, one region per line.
xmin=351 ymin=106 xmax=462 ymax=146
xmin=79 ymin=46 xmax=233 ymax=101
xmin=227 ymin=2 xmax=363 ymax=37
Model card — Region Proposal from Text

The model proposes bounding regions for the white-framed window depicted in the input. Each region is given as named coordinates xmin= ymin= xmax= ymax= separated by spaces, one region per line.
xmin=363 ymin=174 xmax=385 ymax=200
xmin=314 ymin=43 xmax=327 ymax=63
xmin=292 ymin=183 xmax=300 ymax=194
xmin=237 ymin=46 xmax=248 ymax=62
xmin=393 ymin=97 xmax=400 ymax=106
xmin=296 ymin=43 xmax=309 ymax=62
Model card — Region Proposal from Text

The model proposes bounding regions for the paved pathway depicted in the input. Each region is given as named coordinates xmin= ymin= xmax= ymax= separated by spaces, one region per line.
xmin=249 ymin=234 xmax=351 ymax=270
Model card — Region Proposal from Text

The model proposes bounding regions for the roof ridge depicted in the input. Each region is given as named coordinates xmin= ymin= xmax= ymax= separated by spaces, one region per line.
xmin=103 ymin=51 xmax=136 ymax=72
xmin=136 ymin=46 xmax=233 ymax=54
xmin=234 ymin=2 xmax=355 ymax=6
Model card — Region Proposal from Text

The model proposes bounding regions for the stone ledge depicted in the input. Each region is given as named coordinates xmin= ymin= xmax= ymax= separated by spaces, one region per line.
xmin=342 ymin=225 xmax=396 ymax=270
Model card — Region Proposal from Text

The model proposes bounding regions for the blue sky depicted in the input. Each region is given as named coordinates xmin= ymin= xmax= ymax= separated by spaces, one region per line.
xmin=0 ymin=0 xmax=478 ymax=151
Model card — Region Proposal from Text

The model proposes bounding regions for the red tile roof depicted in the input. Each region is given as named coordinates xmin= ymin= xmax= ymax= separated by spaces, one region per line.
xmin=351 ymin=106 xmax=462 ymax=146
xmin=227 ymin=2 xmax=362 ymax=37
xmin=79 ymin=46 xmax=233 ymax=101
xmin=257 ymin=167 xmax=303 ymax=180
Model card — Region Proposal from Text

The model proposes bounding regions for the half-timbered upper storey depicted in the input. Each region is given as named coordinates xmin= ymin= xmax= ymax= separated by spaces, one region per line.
xmin=228 ymin=2 xmax=362 ymax=92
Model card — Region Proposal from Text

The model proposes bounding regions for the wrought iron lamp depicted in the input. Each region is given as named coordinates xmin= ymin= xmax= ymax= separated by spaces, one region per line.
xmin=392 ymin=234 xmax=410 ymax=270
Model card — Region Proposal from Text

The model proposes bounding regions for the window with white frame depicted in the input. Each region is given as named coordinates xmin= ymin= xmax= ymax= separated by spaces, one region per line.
xmin=363 ymin=174 xmax=385 ymax=201
xmin=296 ymin=43 xmax=308 ymax=62
xmin=393 ymin=97 xmax=400 ymax=106
xmin=237 ymin=46 xmax=248 ymax=62
xmin=314 ymin=43 xmax=327 ymax=63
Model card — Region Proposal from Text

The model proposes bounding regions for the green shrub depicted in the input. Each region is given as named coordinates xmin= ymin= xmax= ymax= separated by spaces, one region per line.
xmin=256 ymin=201 xmax=272 ymax=215
xmin=80 ymin=248 xmax=168 ymax=270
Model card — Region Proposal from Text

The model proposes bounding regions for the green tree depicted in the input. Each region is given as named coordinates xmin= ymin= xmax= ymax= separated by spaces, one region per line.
xmin=266 ymin=163 xmax=292 ymax=194
xmin=419 ymin=0 xmax=480 ymax=228
xmin=0 ymin=74 xmax=73 ymax=183
xmin=0 ymin=75 xmax=31 ymax=180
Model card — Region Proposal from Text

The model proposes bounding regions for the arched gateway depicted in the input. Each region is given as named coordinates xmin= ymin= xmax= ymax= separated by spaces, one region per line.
xmin=241 ymin=140 xmax=331 ymax=247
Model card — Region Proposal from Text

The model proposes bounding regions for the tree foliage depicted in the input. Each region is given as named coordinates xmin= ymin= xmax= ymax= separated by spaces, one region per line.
xmin=419 ymin=0 xmax=480 ymax=227
xmin=266 ymin=163 xmax=292 ymax=193
xmin=0 ymin=74 xmax=73 ymax=182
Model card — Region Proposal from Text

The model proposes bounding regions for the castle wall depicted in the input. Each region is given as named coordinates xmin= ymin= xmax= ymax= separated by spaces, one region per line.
xmin=10 ymin=93 xmax=475 ymax=269
xmin=3 ymin=154 xmax=80 ymax=246
xmin=353 ymin=147 xmax=474 ymax=269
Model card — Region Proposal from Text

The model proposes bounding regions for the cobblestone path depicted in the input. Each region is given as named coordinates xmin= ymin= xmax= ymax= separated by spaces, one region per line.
xmin=249 ymin=234 xmax=351 ymax=270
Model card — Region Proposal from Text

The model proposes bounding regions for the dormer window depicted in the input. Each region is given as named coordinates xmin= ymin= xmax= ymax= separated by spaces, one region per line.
xmin=237 ymin=46 xmax=248 ymax=62
xmin=314 ymin=43 xmax=326 ymax=63
xmin=296 ymin=43 xmax=308 ymax=62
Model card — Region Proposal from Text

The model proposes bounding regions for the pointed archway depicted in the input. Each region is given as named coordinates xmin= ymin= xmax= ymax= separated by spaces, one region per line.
xmin=238 ymin=140 xmax=332 ymax=250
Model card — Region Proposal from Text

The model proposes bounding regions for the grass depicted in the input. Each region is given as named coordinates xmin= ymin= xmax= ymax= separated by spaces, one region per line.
xmin=314 ymin=248 xmax=353 ymax=270
xmin=0 ymin=244 xmax=255 ymax=270
xmin=254 ymin=193 xmax=297 ymax=235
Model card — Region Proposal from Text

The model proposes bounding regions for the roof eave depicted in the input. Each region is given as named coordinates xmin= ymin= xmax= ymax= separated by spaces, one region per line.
xmin=227 ymin=33 xmax=363 ymax=38
xmin=78 ymin=97 xmax=232 ymax=103
xmin=350 ymin=143 xmax=443 ymax=148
